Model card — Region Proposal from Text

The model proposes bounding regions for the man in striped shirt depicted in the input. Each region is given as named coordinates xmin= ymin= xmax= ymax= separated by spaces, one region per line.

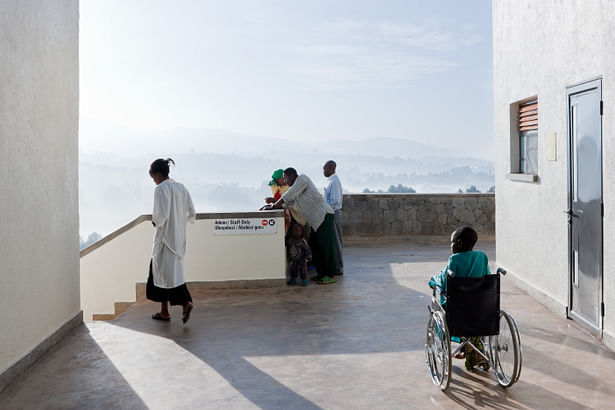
xmin=263 ymin=167 xmax=337 ymax=284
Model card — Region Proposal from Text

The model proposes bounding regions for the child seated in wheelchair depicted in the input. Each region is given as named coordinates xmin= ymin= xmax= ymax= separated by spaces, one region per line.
xmin=428 ymin=226 xmax=491 ymax=371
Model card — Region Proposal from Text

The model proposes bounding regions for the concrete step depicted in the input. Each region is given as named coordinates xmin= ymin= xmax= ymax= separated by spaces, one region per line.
xmin=93 ymin=279 xmax=286 ymax=321
xmin=92 ymin=301 xmax=135 ymax=321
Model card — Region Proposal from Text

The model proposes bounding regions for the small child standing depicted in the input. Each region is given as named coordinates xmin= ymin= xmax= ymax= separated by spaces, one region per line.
xmin=286 ymin=223 xmax=312 ymax=287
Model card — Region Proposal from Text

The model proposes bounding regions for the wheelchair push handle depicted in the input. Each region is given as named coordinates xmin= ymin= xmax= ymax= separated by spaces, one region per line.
xmin=429 ymin=283 xmax=446 ymax=297
xmin=497 ymin=267 xmax=507 ymax=276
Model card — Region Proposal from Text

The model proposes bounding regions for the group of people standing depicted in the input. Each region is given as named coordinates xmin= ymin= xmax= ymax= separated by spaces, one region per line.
xmin=261 ymin=161 xmax=344 ymax=286
xmin=143 ymin=157 xmax=345 ymax=323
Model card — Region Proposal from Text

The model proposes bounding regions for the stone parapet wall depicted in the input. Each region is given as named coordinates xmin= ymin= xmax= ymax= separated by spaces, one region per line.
xmin=342 ymin=194 xmax=495 ymax=239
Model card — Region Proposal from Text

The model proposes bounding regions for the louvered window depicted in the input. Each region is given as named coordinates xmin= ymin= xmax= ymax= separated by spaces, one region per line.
xmin=519 ymin=100 xmax=538 ymax=174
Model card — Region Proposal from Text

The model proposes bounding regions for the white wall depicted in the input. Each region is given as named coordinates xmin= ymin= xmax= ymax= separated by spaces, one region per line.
xmin=493 ymin=0 xmax=615 ymax=343
xmin=80 ymin=220 xmax=152 ymax=320
xmin=185 ymin=217 xmax=286 ymax=282
xmin=0 ymin=1 xmax=79 ymax=373
xmin=80 ymin=213 xmax=286 ymax=320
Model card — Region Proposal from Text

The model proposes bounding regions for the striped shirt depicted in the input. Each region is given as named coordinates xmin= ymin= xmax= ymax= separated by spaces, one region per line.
xmin=324 ymin=173 xmax=343 ymax=211
xmin=282 ymin=174 xmax=333 ymax=231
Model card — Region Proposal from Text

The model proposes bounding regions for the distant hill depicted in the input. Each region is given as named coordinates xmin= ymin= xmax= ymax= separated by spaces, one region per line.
xmin=324 ymin=137 xmax=459 ymax=159
xmin=81 ymin=118 xmax=476 ymax=160
xmin=79 ymin=118 xmax=494 ymax=236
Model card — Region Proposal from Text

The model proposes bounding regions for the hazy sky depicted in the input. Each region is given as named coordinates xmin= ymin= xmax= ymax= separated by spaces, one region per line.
xmin=80 ymin=0 xmax=494 ymax=158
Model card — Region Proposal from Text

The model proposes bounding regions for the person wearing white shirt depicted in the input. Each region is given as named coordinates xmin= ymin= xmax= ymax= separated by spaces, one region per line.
xmin=262 ymin=167 xmax=337 ymax=285
xmin=147 ymin=158 xmax=196 ymax=324
xmin=323 ymin=160 xmax=343 ymax=275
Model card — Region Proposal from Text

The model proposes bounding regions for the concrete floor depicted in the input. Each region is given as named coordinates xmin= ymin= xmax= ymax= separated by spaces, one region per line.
xmin=2 ymin=242 xmax=615 ymax=409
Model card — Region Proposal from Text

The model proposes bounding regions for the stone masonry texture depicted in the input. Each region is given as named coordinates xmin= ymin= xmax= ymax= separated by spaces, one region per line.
xmin=342 ymin=194 xmax=495 ymax=238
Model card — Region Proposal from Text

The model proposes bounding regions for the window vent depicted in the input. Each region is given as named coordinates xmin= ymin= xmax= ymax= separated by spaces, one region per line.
xmin=519 ymin=100 xmax=538 ymax=131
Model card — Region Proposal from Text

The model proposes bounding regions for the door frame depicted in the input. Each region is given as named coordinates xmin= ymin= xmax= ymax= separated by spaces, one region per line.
xmin=566 ymin=76 xmax=603 ymax=337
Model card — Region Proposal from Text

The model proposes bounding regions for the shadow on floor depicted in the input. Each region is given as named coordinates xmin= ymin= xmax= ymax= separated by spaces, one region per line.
xmin=0 ymin=324 xmax=148 ymax=409
xmin=107 ymin=241 xmax=556 ymax=410
xmin=107 ymin=242 xmax=444 ymax=408
xmin=2 ymin=241 xmax=609 ymax=409
xmin=446 ymin=367 xmax=590 ymax=410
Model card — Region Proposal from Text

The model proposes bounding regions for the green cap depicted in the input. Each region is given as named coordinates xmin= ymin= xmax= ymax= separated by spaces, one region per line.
xmin=269 ymin=169 xmax=284 ymax=186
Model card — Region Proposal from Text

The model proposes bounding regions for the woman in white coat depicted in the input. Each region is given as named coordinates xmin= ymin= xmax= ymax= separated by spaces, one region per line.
xmin=147 ymin=158 xmax=196 ymax=323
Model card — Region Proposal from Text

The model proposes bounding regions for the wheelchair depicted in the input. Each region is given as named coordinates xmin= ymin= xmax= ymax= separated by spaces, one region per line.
xmin=425 ymin=268 xmax=522 ymax=391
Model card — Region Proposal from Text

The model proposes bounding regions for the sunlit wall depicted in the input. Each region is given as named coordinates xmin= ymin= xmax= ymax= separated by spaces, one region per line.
xmin=0 ymin=0 xmax=80 ymax=378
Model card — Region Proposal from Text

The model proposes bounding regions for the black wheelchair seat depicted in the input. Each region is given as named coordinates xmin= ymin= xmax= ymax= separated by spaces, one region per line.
xmin=445 ymin=274 xmax=500 ymax=337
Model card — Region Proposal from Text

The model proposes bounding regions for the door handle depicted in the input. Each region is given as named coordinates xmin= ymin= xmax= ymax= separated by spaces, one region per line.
xmin=565 ymin=209 xmax=579 ymax=220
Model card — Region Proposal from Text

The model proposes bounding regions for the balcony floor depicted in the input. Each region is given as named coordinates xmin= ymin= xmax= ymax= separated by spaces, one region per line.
xmin=2 ymin=241 xmax=615 ymax=409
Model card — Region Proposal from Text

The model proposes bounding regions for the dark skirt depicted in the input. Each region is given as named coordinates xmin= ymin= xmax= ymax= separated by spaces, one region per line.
xmin=308 ymin=213 xmax=337 ymax=277
xmin=146 ymin=260 xmax=193 ymax=306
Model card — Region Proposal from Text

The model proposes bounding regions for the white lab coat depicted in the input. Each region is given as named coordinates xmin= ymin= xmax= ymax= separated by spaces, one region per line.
xmin=151 ymin=179 xmax=196 ymax=288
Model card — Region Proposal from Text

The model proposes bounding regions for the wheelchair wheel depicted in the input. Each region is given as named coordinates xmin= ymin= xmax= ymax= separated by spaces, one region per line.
xmin=489 ymin=310 xmax=522 ymax=387
xmin=425 ymin=310 xmax=451 ymax=391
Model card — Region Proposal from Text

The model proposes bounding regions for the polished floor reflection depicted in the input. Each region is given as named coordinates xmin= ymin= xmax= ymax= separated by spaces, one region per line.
xmin=2 ymin=242 xmax=614 ymax=409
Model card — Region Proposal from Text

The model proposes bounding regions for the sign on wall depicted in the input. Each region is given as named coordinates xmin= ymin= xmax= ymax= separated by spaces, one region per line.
xmin=546 ymin=131 xmax=557 ymax=161
xmin=213 ymin=218 xmax=278 ymax=235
